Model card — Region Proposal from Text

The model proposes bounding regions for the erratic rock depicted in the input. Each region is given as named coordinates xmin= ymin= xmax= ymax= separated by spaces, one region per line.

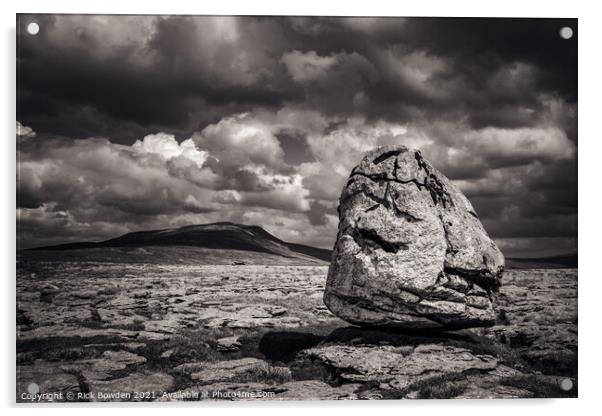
xmin=324 ymin=145 xmax=504 ymax=329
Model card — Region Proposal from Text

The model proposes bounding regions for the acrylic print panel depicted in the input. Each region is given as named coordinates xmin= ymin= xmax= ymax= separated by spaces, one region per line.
xmin=16 ymin=14 xmax=577 ymax=402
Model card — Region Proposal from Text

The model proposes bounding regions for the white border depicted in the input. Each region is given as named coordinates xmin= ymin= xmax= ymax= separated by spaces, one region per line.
xmin=3 ymin=1 xmax=600 ymax=415
xmin=7 ymin=0 xmax=583 ymax=17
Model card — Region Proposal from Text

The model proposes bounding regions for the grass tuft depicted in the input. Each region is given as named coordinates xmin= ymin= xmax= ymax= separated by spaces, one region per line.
xmin=410 ymin=373 xmax=468 ymax=399
xmin=230 ymin=362 xmax=292 ymax=385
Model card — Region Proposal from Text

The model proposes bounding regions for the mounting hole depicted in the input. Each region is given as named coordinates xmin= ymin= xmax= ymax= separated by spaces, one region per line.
xmin=27 ymin=382 xmax=40 ymax=395
xmin=27 ymin=22 xmax=40 ymax=35
xmin=559 ymin=26 xmax=573 ymax=40
xmin=560 ymin=378 xmax=573 ymax=391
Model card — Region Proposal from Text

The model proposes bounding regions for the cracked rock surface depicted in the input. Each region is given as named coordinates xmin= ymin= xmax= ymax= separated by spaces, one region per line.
xmin=325 ymin=145 xmax=505 ymax=329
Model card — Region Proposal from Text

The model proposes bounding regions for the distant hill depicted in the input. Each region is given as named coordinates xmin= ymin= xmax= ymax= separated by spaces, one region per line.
xmin=506 ymin=254 xmax=577 ymax=269
xmin=27 ymin=222 xmax=332 ymax=265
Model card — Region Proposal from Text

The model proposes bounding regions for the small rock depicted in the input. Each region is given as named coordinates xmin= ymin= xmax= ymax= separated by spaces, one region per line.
xmin=39 ymin=284 xmax=60 ymax=303
xmin=216 ymin=336 xmax=242 ymax=352
xmin=266 ymin=306 xmax=287 ymax=317
xmin=89 ymin=372 xmax=174 ymax=401
xmin=90 ymin=350 xmax=147 ymax=373
xmin=71 ymin=290 xmax=98 ymax=299
xmin=160 ymin=349 xmax=174 ymax=358
xmin=267 ymin=380 xmax=360 ymax=400
xmin=177 ymin=358 xmax=268 ymax=383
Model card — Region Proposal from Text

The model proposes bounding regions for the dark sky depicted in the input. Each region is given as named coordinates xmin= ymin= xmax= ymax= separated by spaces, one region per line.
xmin=16 ymin=15 xmax=577 ymax=256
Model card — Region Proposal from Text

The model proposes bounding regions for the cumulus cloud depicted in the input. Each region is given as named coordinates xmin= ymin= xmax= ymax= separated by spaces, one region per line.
xmin=239 ymin=173 xmax=310 ymax=212
xmin=16 ymin=121 xmax=35 ymax=138
xmin=193 ymin=113 xmax=286 ymax=171
xmin=306 ymin=117 xmax=407 ymax=175
xmin=133 ymin=133 xmax=208 ymax=168
xmin=464 ymin=126 xmax=575 ymax=166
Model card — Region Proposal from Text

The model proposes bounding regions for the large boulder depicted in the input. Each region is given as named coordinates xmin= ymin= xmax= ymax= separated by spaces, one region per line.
xmin=324 ymin=145 xmax=504 ymax=329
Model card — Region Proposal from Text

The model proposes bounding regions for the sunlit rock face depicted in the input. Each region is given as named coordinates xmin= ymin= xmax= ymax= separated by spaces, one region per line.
xmin=324 ymin=145 xmax=504 ymax=330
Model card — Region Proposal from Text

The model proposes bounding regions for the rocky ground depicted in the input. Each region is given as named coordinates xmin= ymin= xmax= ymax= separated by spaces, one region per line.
xmin=16 ymin=257 xmax=577 ymax=401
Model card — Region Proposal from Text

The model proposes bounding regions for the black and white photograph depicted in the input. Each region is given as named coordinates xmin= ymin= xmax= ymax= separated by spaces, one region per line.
xmin=15 ymin=13 xmax=577 ymax=402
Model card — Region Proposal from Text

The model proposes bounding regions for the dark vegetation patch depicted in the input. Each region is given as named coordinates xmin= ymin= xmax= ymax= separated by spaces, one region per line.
xmin=289 ymin=356 xmax=339 ymax=384
xmin=110 ymin=321 xmax=146 ymax=332
xmin=414 ymin=373 xmax=469 ymax=399
xmin=524 ymin=352 xmax=578 ymax=378
xmin=17 ymin=335 xmax=132 ymax=362
xmin=499 ymin=375 xmax=577 ymax=398
xmin=16 ymin=309 xmax=34 ymax=327
xmin=259 ymin=331 xmax=324 ymax=362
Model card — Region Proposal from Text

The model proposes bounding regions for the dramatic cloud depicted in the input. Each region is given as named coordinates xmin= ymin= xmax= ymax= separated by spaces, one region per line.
xmin=16 ymin=15 xmax=577 ymax=256
xmin=282 ymin=50 xmax=339 ymax=82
